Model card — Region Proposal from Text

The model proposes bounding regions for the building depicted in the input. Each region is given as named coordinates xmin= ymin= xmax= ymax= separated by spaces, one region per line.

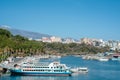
xmin=80 ymin=38 xmax=92 ymax=45
xmin=41 ymin=37 xmax=51 ymax=43
xmin=50 ymin=36 xmax=62 ymax=42
xmin=63 ymin=38 xmax=75 ymax=44
xmin=105 ymin=40 xmax=120 ymax=51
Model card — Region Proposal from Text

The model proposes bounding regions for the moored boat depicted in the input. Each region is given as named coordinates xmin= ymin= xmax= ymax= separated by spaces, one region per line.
xmin=98 ymin=57 xmax=109 ymax=61
xmin=111 ymin=54 xmax=120 ymax=61
xmin=10 ymin=61 xmax=71 ymax=76
xmin=70 ymin=67 xmax=88 ymax=73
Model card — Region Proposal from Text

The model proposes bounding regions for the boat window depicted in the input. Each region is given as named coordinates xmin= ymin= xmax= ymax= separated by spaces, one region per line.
xmin=60 ymin=66 xmax=62 ymax=69
xmin=48 ymin=70 xmax=51 ymax=71
xmin=114 ymin=56 xmax=118 ymax=58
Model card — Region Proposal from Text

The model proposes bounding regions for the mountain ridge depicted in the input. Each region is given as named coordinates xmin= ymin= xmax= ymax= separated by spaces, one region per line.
xmin=0 ymin=25 xmax=51 ymax=39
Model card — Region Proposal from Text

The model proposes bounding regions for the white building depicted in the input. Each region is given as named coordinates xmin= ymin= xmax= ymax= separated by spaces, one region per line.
xmin=63 ymin=38 xmax=75 ymax=44
xmin=35 ymin=39 xmax=42 ymax=41
xmin=28 ymin=38 xmax=33 ymax=40
xmin=50 ymin=36 xmax=62 ymax=42
xmin=105 ymin=40 xmax=120 ymax=51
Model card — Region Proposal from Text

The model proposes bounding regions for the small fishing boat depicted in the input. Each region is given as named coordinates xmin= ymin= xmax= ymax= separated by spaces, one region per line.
xmin=98 ymin=57 xmax=109 ymax=61
xmin=70 ymin=67 xmax=88 ymax=73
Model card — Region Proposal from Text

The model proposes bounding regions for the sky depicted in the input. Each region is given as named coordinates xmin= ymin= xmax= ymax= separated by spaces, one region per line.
xmin=0 ymin=0 xmax=120 ymax=40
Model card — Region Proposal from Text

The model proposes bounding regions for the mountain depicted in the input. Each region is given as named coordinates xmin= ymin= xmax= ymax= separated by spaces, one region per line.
xmin=0 ymin=25 xmax=51 ymax=39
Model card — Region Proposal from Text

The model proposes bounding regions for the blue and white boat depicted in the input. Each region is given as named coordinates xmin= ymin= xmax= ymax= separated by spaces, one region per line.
xmin=10 ymin=61 xmax=71 ymax=76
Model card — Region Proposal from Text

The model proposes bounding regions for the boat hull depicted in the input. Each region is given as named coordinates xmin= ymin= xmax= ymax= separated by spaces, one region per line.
xmin=10 ymin=70 xmax=71 ymax=76
xmin=111 ymin=57 xmax=120 ymax=61
xmin=98 ymin=58 xmax=109 ymax=61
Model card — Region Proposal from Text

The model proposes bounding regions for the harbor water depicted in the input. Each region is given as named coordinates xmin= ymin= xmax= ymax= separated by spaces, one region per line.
xmin=1 ymin=56 xmax=120 ymax=80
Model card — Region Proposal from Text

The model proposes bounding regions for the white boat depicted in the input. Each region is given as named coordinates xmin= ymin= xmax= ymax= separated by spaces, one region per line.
xmin=70 ymin=67 xmax=88 ymax=73
xmin=98 ymin=57 xmax=109 ymax=61
xmin=9 ymin=61 xmax=71 ymax=76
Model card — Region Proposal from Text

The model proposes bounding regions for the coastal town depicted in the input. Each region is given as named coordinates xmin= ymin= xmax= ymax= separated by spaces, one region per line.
xmin=32 ymin=36 xmax=120 ymax=52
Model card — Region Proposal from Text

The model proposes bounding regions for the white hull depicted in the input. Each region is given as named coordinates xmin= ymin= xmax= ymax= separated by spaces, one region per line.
xmin=70 ymin=67 xmax=88 ymax=73
xmin=98 ymin=58 xmax=109 ymax=61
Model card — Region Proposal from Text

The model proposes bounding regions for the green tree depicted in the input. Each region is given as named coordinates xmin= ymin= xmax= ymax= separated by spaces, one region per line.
xmin=0 ymin=29 xmax=12 ymax=38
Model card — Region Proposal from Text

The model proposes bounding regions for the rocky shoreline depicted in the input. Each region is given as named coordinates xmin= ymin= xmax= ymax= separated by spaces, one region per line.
xmin=0 ymin=67 xmax=3 ymax=76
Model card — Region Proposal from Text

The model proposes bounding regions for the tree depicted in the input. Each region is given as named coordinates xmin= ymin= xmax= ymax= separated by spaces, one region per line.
xmin=0 ymin=29 xmax=12 ymax=38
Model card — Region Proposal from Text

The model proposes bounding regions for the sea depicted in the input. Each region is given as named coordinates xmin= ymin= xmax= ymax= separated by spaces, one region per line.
xmin=0 ymin=56 xmax=120 ymax=80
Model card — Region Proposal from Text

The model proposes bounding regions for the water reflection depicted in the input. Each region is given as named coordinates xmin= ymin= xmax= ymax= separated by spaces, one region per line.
xmin=71 ymin=72 xmax=88 ymax=77
xmin=10 ymin=76 xmax=70 ymax=80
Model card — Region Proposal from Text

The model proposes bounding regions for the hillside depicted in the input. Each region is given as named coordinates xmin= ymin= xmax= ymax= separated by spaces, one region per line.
xmin=0 ymin=25 xmax=51 ymax=39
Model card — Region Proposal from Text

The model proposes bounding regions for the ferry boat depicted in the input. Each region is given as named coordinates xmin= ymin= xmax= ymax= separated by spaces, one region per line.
xmin=10 ymin=61 xmax=71 ymax=76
